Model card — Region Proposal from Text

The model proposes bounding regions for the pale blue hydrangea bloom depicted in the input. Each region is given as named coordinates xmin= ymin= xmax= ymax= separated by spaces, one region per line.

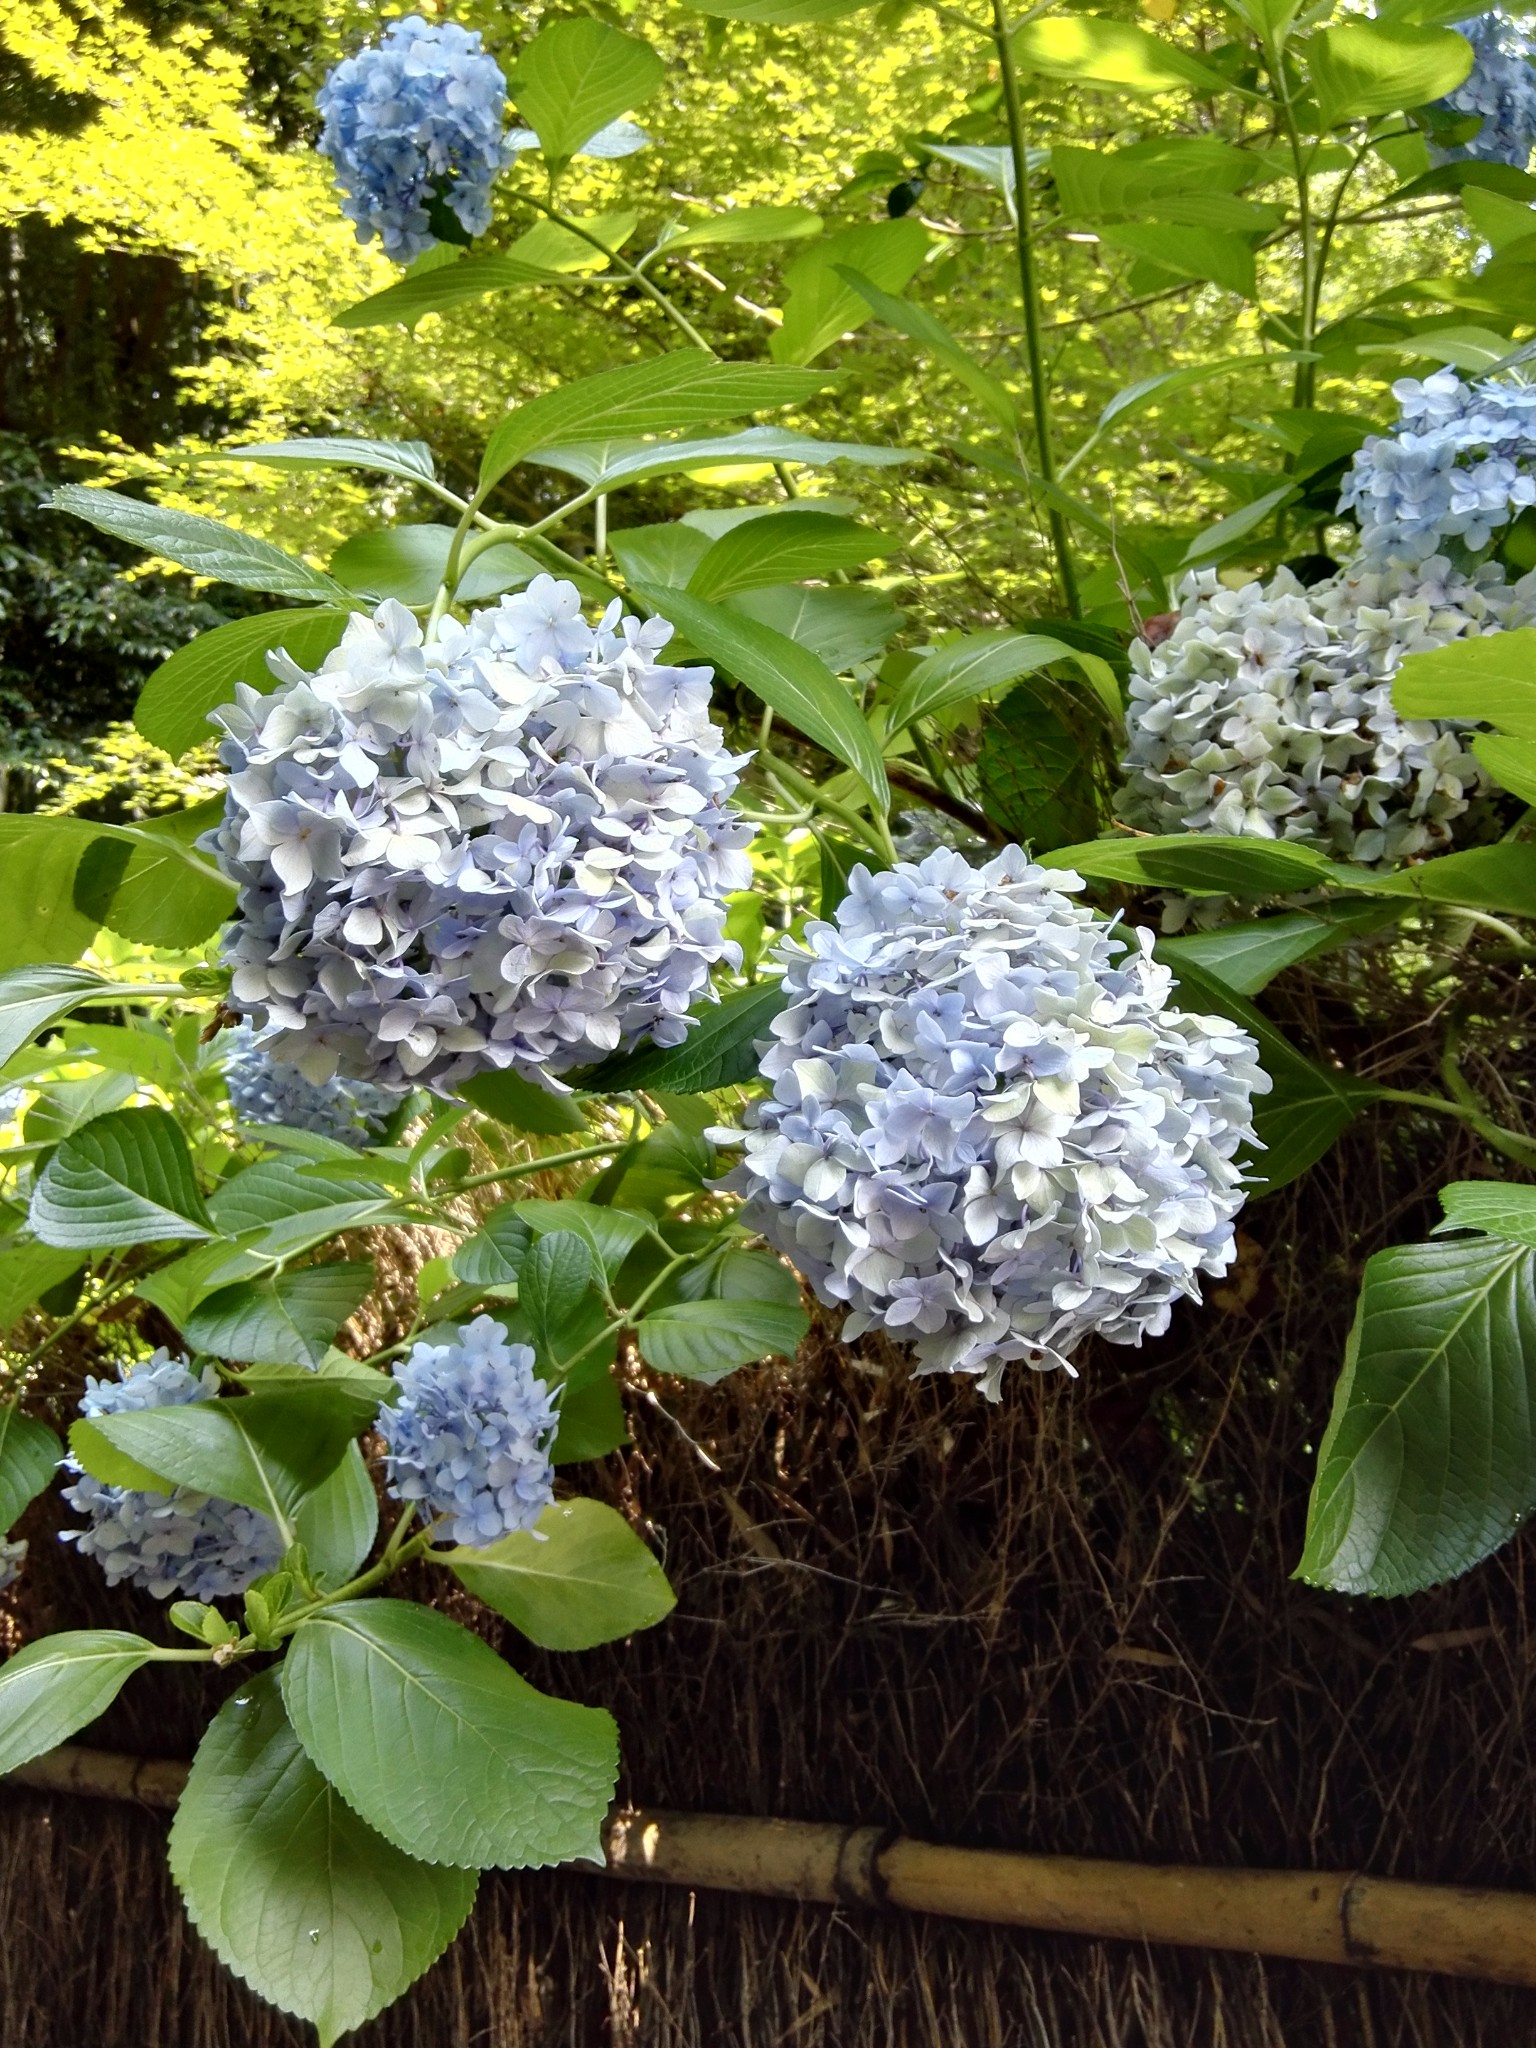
xmin=60 ymin=1352 xmax=284 ymax=1601
xmin=1340 ymin=371 xmax=1536 ymax=562
xmin=716 ymin=849 xmax=1269 ymax=1397
xmin=222 ymin=1022 xmax=396 ymax=1148
xmin=316 ymin=15 xmax=512 ymax=264
xmin=206 ymin=581 xmax=754 ymax=1091
xmin=1119 ymin=554 xmax=1536 ymax=864
xmin=1431 ymin=12 xmax=1536 ymax=170
xmin=377 ymin=1315 xmax=559 ymax=1546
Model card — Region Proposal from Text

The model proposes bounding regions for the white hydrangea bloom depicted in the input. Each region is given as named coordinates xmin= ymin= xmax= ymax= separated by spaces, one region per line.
xmin=717 ymin=848 xmax=1269 ymax=1397
xmin=1118 ymin=556 xmax=1536 ymax=866
xmin=206 ymin=580 xmax=755 ymax=1091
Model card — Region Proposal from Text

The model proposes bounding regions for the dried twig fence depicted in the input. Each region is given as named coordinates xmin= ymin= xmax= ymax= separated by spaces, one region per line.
xmin=14 ymin=1745 xmax=1536 ymax=1993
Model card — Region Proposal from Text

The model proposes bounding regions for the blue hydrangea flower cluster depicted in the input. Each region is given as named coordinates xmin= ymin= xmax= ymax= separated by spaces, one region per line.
xmin=1339 ymin=371 xmax=1536 ymax=563
xmin=207 ymin=581 xmax=753 ymax=1091
xmin=316 ymin=15 xmax=511 ymax=264
xmin=1431 ymin=12 xmax=1536 ymax=169
xmin=1119 ymin=554 xmax=1536 ymax=866
xmin=60 ymin=1352 xmax=284 ymax=1601
xmin=377 ymin=1315 xmax=559 ymax=1546
xmin=717 ymin=849 xmax=1268 ymax=1396
xmin=222 ymin=1022 xmax=396 ymax=1147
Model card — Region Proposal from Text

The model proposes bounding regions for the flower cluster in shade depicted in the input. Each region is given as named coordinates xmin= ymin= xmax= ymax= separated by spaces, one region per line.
xmin=1339 ymin=372 xmax=1536 ymax=564
xmin=377 ymin=1316 xmax=559 ymax=1546
xmin=1118 ymin=554 xmax=1536 ymax=865
xmin=60 ymin=1353 xmax=284 ymax=1602
xmin=316 ymin=15 xmax=511 ymax=264
xmin=206 ymin=580 xmax=754 ymax=1092
xmin=1431 ymin=12 xmax=1536 ymax=170
xmin=222 ymin=1023 xmax=396 ymax=1148
xmin=716 ymin=849 xmax=1268 ymax=1397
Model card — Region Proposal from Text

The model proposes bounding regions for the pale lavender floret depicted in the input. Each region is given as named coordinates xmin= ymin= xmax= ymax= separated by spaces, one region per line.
xmin=204 ymin=579 xmax=755 ymax=1093
xmin=60 ymin=1351 xmax=284 ymax=1602
xmin=377 ymin=1315 xmax=558 ymax=1546
xmin=222 ymin=1022 xmax=397 ymax=1148
xmin=316 ymin=14 xmax=512 ymax=264
xmin=716 ymin=847 xmax=1269 ymax=1397
xmin=1340 ymin=371 xmax=1536 ymax=564
xmin=1118 ymin=554 xmax=1536 ymax=867
xmin=1431 ymin=12 xmax=1536 ymax=170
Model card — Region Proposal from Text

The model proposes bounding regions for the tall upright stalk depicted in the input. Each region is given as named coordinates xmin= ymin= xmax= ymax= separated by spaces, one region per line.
xmin=992 ymin=0 xmax=1081 ymax=619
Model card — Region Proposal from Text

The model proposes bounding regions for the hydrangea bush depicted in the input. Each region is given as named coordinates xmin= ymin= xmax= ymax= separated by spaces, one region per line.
xmin=1430 ymin=11 xmax=1536 ymax=168
xmin=1 ymin=3 xmax=1535 ymax=2040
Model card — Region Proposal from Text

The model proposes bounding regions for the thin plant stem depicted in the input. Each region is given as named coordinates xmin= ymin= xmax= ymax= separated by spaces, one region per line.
xmin=991 ymin=0 xmax=1081 ymax=619
xmin=445 ymin=1139 xmax=622 ymax=1196
xmin=1375 ymin=1086 xmax=1536 ymax=1170
xmin=515 ymin=193 xmax=718 ymax=354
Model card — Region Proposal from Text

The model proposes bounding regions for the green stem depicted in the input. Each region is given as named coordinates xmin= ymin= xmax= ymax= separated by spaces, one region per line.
xmin=446 ymin=1140 xmax=622 ymax=1197
xmin=1266 ymin=37 xmax=1318 ymax=410
xmin=991 ymin=0 xmax=1080 ymax=619
xmin=1376 ymin=1087 xmax=1536 ymax=1171
xmin=516 ymin=193 xmax=718 ymax=355
xmin=761 ymin=750 xmax=895 ymax=861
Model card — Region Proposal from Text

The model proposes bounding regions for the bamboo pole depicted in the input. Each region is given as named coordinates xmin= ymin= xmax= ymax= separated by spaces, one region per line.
xmin=12 ymin=1746 xmax=1536 ymax=1989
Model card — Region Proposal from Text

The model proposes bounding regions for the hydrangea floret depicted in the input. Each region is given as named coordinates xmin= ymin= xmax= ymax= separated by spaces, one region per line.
xmin=1430 ymin=11 xmax=1536 ymax=169
xmin=1118 ymin=554 xmax=1536 ymax=864
xmin=1339 ymin=371 xmax=1536 ymax=564
xmin=717 ymin=849 xmax=1268 ymax=1396
xmin=206 ymin=579 xmax=754 ymax=1091
xmin=316 ymin=15 xmax=512 ymax=264
xmin=60 ymin=1352 xmax=284 ymax=1601
xmin=222 ymin=1022 xmax=397 ymax=1148
xmin=377 ymin=1316 xmax=559 ymax=1546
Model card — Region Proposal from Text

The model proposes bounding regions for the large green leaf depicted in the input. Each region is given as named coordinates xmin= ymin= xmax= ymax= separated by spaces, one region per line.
xmin=771 ymin=219 xmax=929 ymax=366
xmin=0 ymin=965 xmax=164 ymax=1071
xmin=578 ymin=980 xmax=787 ymax=1094
xmin=528 ymin=424 xmax=912 ymax=492
xmin=520 ymin=1232 xmax=597 ymax=1370
xmin=30 ymin=1106 xmax=213 ymax=1250
xmin=1473 ymin=732 xmax=1536 ymax=804
xmin=836 ymin=270 xmax=1017 ymax=429
xmin=1042 ymin=832 xmax=1333 ymax=897
xmin=977 ymin=681 xmax=1103 ymax=852
xmin=687 ymin=511 xmax=898 ymax=602
xmin=1052 ymin=140 xmax=1263 ymax=219
xmin=637 ymin=587 xmax=889 ymax=806
xmin=1096 ymin=224 xmax=1257 ymax=300
xmin=479 ymin=355 xmax=834 ymax=494
xmin=0 ymin=1406 xmax=59 ymax=1533
xmin=280 ymin=1599 xmax=619 ymax=1868
xmin=1335 ymin=842 xmax=1536 ymax=919
xmin=48 ymin=487 xmax=344 ymax=602
xmin=1306 ymin=19 xmax=1473 ymax=127
xmin=451 ymin=1207 xmax=535 ymax=1292
xmin=512 ymin=19 xmax=664 ymax=165
xmin=636 ymin=1296 xmax=809 ymax=1382
xmin=134 ymin=609 xmax=351 ymax=759
xmin=293 ymin=1443 xmax=379 ymax=1588
xmin=330 ymin=525 xmax=538 ymax=606
xmin=0 ymin=1631 xmax=154 ymax=1774
xmin=332 ymin=216 xmax=640 ymax=330
xmin=654 ymin=206 xmax=824 ymax=256
xmin=1392 ymin=627 xmax=1536 ymax=735
xmin=1437 ymin=1179 xmax=1536 ymax=1249
xmin=727 ymin=583 xmax=904 ymax=672
xmin=1158 ymin=952 xmax=1375 ymax=1190
xmin=216 ymin=437 xmax=438 ymax=487
xmin=1013 ymin=16 xmax=1235 ymax=95
xmin=74 ymin=1382 xmax=372 ymax=1523
xmin=169 ymin=1671 xmax=476 ymax=2048
xmin=1158 ymin=902 xmax=1405 ymax=996
xmin=70 ymin=805 xmax=236 ymax=951
xmin=885 ymin=630 xmax=1088 ymax=733
xmin=206 ymin=1160 xmax=413 ymax=1258
xmin=511 ymin=1200 xmax=651 ymax=1282
xmin=457 ymin=1068 xmax=589 ymax=1135
xmin=182 ymin=1263 xmax=374 ymax=1368
xmin=0 ymin=1239 xmax=85 ymax=1330
xmin=444 ymin=1497 xmax=675 ymax=1650
xmin=0 ymin=819 xmax=103 ymax=969
xmin=1299 ymin=1235 xmax=1536 ymax=1595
